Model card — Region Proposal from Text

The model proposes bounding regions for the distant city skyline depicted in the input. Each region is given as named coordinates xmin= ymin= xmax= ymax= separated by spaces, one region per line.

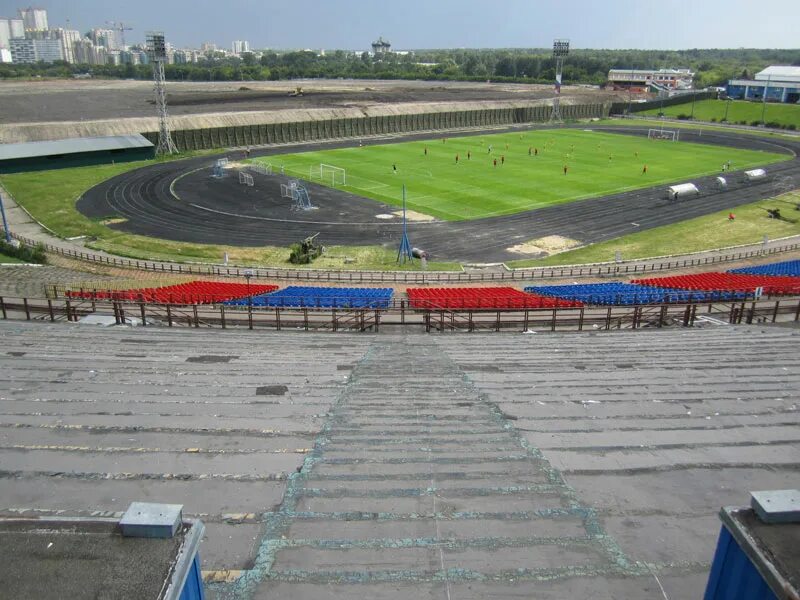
xmin=0 ymin=0 xmax=797 ymax=51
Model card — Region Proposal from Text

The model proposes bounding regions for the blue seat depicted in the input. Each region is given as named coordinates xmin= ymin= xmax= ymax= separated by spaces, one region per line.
xmin=524 ymin=282 xmax=716 ymax=305
xmin=728 ymin=260 xmax=800 ymax=278
xmin=224 ymin=286 xmax=394 ymax=309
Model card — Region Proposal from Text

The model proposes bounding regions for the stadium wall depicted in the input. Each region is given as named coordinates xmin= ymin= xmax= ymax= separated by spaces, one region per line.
xmin=139 ymin=102 xmax=611 ymax=152
xmin=609 ymin=91 xmax=716 ymax=115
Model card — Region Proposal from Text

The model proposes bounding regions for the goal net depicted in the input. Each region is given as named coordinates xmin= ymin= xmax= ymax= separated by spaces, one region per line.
xmin=238 ymin=171 xmax=254 ymax=187
xmin=248 ymin=163 xmax=272 ymax=176
xmin=315 ymin=163 xmax=346 ymax=186
xmin=648 ymin=129 xmax=678 ymax=141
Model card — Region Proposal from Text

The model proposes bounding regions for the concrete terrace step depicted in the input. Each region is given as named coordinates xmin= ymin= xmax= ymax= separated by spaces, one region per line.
xmin=1 ymin=322 xmax=798 ymax=599
xmin=232 ymin=339 xmax=626 ymax=600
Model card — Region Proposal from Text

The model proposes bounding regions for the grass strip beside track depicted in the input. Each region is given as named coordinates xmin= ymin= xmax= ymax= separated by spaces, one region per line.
xmin=638 ymin=99 xmax=800 ymax=129
xmin=610 ymin=118 xmax=800 ymax=141
xmin=507 ymin=191 xmax=800 ymax=267
xmin=0 ymin=157 xmax=458 ymax=271
xmin=86 ymin=236 xmax=462 ymax=271
xmin=0 ymin=250 xmax=27 ymax=264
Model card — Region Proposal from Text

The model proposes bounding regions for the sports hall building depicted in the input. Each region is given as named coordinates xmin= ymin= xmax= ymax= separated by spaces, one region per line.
xmin=726 ymin=66 xmax=800 ymax=104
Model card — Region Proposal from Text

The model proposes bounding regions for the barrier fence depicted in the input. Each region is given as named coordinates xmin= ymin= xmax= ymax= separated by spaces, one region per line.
xmin=2 ymin=295 xmax=799 ymax=333
xmin=9 ymin=230 xmax=800 ymax=286
xmin=609 ymin=91 xmax=717 ymax=115
xmin=141 ymin=103 xmax=611 ymax=152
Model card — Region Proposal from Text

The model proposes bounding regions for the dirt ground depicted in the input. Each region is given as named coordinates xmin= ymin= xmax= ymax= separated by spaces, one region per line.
xmin=0 ymin=78 xmax=625 ymax=123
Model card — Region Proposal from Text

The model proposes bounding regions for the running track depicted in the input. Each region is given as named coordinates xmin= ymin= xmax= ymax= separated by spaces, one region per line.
xmin=77 ymin=125 xmax=800 ymax=263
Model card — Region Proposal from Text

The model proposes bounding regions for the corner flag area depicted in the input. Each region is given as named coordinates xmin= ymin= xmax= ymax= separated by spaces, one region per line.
xmin=252 ymin=129 xmax=788 ymax=221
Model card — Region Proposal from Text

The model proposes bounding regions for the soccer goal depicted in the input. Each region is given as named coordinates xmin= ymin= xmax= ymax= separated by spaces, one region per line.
xmin=648 ymin=129 xmax=679 ymax=141
xmin=316 ymin=163 xmax=346 ymax=186
xmin=281 ymin=180 xmax=299 ymax=198
xmin=248 ymin=162 xmax=272 ymax=176
xmin=238 ymin=171 xmax=254 ymax=187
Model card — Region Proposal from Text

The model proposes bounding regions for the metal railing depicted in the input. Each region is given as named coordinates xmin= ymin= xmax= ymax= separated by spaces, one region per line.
xmin=3 ymin=295 xmax=799 ymax=333
xmin=9 ymin=230 xmax=800 ymax=285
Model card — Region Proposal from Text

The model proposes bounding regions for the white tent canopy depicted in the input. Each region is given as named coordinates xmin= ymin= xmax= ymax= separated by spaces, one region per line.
xmin=744 ymin=169 xmax=767 ymax=181
xmin=666 ymin=183 xmax=699 ymax=200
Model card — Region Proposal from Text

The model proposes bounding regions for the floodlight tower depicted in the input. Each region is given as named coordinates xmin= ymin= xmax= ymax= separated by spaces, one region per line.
xmin=549 ymin=39 xmax=570 ymax=124
xmin=146 ymin=31 xmax=178 ymax=155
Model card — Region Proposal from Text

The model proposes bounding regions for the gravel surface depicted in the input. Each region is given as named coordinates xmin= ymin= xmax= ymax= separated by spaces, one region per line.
xmin=0 ymin=79 xmax=624 ymax=123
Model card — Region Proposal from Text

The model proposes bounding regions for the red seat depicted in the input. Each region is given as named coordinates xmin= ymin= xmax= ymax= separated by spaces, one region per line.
xmin=633 ymin=273 xmax=800 ymax=296
xmin=66 ymin=280 xmax=279 ymax=304
xmin=406 ymin=287 xmax=582 ymax=310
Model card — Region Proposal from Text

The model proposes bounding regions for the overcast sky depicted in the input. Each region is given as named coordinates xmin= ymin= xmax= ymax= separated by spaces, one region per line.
xmin=1 ymin=0 xmax=797 ymax=50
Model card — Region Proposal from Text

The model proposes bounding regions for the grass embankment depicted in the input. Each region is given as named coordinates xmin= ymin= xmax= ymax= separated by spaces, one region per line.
xmin=87 ymin=236 xmax=461 ymax=271
xmin=610 ymin=118 xmax=799 ymax=141
xmin=507 ymin=191 xmax=800 ymax=267
xmin=639 ymin=99 xmax=800 ymax=129
xmin=255 ymin=129 xmax=788 ymax=221
xmin=0 ymin=250 xmax=26 ymax=264
xmin=0 ymin=159 xmax=459 ymax=271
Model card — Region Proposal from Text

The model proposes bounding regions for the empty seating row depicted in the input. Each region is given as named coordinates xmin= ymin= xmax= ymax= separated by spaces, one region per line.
xmin=224 ymin=286 xmax=394 ymax=308
xmin=524 ymin=282 xmax=727 ymax=305
xmin=632 ymin=273 xmax=800 ymax=296
xmin=728 ymin=259 xmax=800 ymax=278
xmin=66 ymin=281 xmax=278 ymax=304
xmin=406 ymin=287 xmax=582 ymax=310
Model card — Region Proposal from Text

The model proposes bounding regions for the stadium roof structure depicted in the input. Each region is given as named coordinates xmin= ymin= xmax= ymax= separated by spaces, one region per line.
xmin=755 ymin=65 xmax=800 ymax=83
xmin=0 ymin=134 xmax=153 ymax=161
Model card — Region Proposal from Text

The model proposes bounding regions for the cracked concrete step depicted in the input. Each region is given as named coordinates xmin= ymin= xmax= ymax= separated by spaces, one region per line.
xmin=270 ymin=542 xmax=611 ymax=574
xmin=281 ymin=514 xmax=589 ymax=541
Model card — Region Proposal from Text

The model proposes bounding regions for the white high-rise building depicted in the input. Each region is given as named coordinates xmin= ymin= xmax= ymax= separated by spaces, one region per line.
xmin=0 ymin=19 xmax=10 ymax=48
xmin=0 ymin=17 xmax=25 ymax=47
xmin=232 ymin=40 xmax=249 ymax=55
xmin=91 ymin=28 xmax=119 ymax=50
xmin=9 ymin=18 xmax=24 ymax=39
xmin=72 ymin=37 xmax=93 ymax=64
xmin=18 ymin=7 xmax=48 ymax=31
xmin=56 ymin=29 xmax=81 ymax=63
xmin=10 ymin=37 xmax=62 ymax=63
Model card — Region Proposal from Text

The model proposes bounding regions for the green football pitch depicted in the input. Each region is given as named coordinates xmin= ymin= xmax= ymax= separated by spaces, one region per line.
xmin=253 ymin=129 xmax=788 ymax=221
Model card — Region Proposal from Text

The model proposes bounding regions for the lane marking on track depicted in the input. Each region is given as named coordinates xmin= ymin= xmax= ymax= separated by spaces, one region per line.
xmin=169 ymin=166 xmax=207 ymax=201
xmin=188 ymin=203 xmax=439 ymax=227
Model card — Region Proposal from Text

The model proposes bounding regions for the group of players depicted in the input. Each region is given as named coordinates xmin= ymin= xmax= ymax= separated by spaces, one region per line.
xmin=406 ymin=138 xmax=650 ymax=177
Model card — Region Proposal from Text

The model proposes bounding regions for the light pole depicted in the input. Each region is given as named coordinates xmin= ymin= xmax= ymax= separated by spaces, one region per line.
xmin=0 ymin=193 xmax=11 ymax=244
xmin=243 ymin=269 xmax=254 ymax=307
xmin=761 ymin=74 xmax=771 ymax=127
xmin=243 ymin=268 xmax=254 ymax=329
xmin=724 ymin=98 xmax=732 ymax=123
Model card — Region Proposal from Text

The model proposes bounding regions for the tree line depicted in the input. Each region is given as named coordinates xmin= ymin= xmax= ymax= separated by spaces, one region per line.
xmin=1 ymin=48 xmax=798 ymax=88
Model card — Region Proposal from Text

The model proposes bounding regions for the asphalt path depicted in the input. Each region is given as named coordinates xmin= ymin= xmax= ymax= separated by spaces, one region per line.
xmin=77 ymin=125 xmax=800 ymax=263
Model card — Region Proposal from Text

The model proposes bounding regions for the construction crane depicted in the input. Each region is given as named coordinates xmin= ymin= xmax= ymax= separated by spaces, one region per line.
xmin=106 ymin=21 xmax=133 ymax=49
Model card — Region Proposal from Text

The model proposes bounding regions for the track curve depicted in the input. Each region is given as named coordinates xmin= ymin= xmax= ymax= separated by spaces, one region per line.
xmin=78 ymin=125 xmax=800 ymax=263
